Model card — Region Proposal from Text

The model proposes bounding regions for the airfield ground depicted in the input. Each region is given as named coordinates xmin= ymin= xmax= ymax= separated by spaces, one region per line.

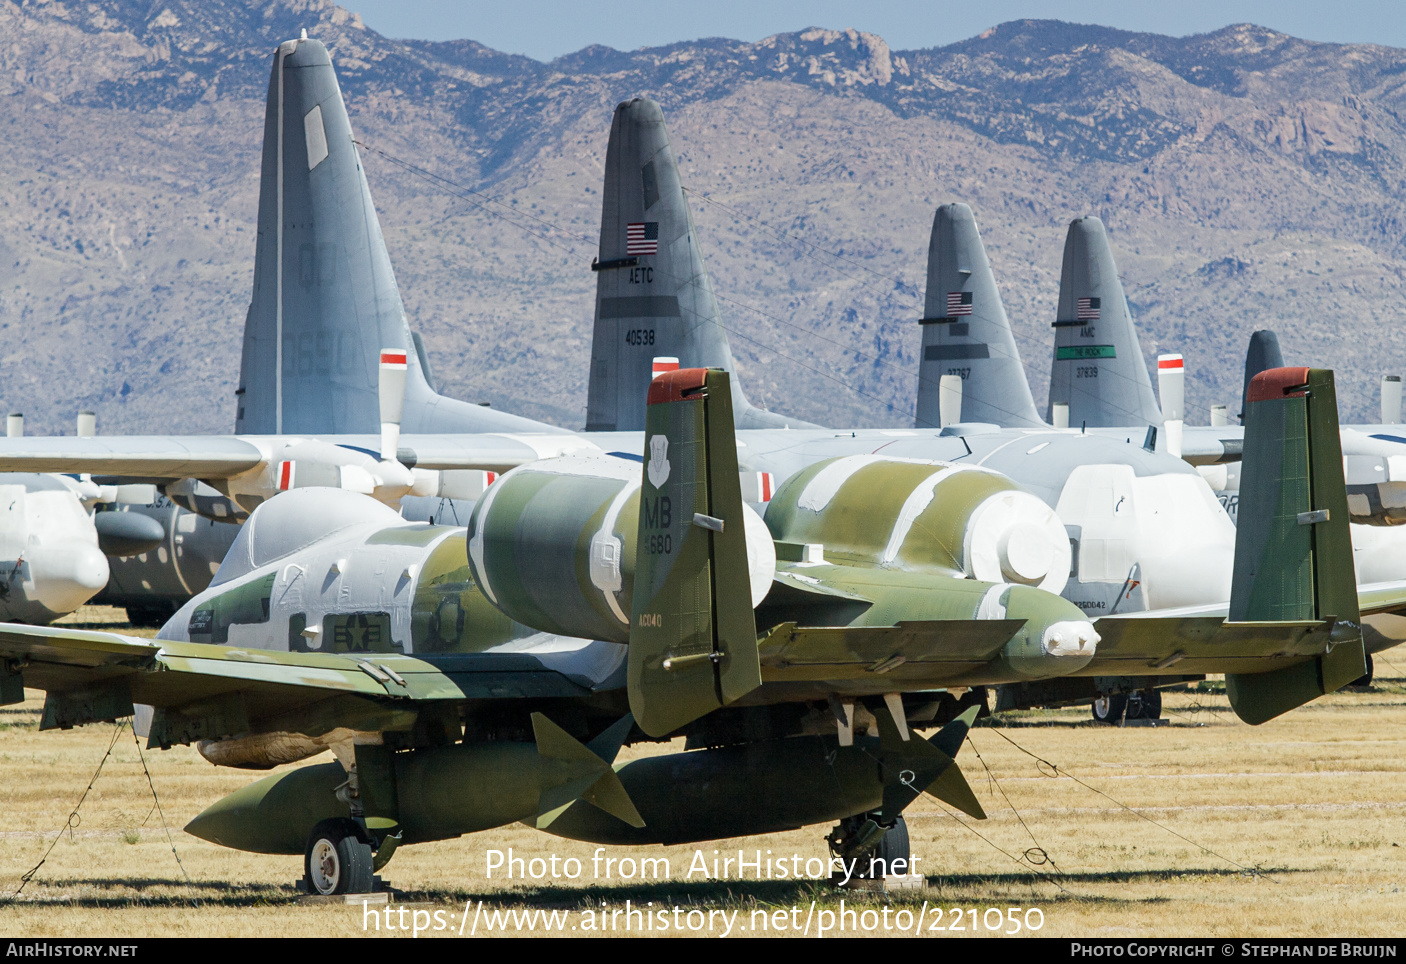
xmin=1 ymin=606 xmax=1402 ymax=938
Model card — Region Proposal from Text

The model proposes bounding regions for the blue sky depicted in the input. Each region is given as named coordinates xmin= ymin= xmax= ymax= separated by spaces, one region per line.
xmin=346 ymin=1 xmax=1403 ymax=61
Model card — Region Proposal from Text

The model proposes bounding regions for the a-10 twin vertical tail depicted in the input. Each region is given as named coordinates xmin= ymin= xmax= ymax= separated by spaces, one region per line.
xmin=628 ymin=368 xmax=762 ymax=736
xmin=1226 ymin=366 xmax=1365 ymax=722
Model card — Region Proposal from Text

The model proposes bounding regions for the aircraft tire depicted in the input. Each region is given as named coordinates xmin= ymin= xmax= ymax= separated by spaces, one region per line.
xmin=1091 ymin=694 xmax=1127 ymax=724
xmin=871 ymin=816 xmax=910 ymax=873
xmin=853 ymin=816 xmax=910 ymax=878
xmin=304 ymin=819 xmax=374 ymax=896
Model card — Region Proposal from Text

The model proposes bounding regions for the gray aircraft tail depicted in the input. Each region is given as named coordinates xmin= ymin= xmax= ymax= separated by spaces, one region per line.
xmin=237 ymin=37 xmax=557 ymax=437
xmin=1239 ymin=330 xmax=1284 ymax=423
xmin=1047 ymin=217 xmax=1162 ymax=429
xmin=915 ymin=204 xmax=1043 ymax=428
xmin=584 ymin=98 xmax=819 ymax=432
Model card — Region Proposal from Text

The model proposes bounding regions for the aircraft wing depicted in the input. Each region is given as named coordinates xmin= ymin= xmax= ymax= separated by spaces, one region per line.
xmin=0 ymin=623 xmax=594 ymax=744
xmin=0 ymin=433 xmax=599 ymax=481
xmin=0 ymin=437 xmax=267 ymax=477
xmin=1079 ymin=579 xmax=1406 ymax=675
xmin=392 ymin=433 xmax=602 ymax=470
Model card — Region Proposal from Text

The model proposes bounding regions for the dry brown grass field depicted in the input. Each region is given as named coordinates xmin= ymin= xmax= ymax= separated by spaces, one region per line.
xmin=1 ymin=607 xmax=1403 ymax=937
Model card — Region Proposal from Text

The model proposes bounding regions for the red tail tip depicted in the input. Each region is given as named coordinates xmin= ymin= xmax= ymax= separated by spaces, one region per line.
xmin=1247 ymin=366 xmax=1312 ymax=403
xmin=647 ymin=367 xmax=710 ymax=405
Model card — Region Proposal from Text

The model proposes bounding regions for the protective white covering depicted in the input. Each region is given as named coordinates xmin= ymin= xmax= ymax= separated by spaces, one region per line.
xmin=963 ymin=490 xmax=1072 ymax=594
xmin=1041 ymin=620 xmax=1101 ymax=658
xmin=210 ymin=487 xmax=405 ymax=587
xmin=741 ymin=503 xmax=776 ymax=607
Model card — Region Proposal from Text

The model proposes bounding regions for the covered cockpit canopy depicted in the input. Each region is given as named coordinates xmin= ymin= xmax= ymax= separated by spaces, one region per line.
xmin=210 ymin=487 xmax=405 ymax=587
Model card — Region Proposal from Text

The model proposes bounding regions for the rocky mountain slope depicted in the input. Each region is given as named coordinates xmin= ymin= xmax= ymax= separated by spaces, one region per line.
xmin=4 ymin=0 xmax=1406 ymax=433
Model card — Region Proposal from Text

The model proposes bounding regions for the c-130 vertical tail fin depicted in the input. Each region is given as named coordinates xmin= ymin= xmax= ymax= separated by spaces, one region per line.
xmin=237 ymin=36 xmax=556 ymax=437
xmin=1047 ymin=217 xmax=1162 ymax=430
xmin=916 ymin=204 xmax=1043 ymax=429
xmin=586 ymin=98 xmax=820 ymax=433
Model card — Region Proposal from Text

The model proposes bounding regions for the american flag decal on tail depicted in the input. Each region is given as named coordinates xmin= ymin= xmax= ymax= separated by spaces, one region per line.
xmin=1076 ymin=297 xmax=1101 ymax=321
xmin=946 ymin=291 xmax=973 ymax=316
xmin=627 ymin=222 xmax=659 ymax=256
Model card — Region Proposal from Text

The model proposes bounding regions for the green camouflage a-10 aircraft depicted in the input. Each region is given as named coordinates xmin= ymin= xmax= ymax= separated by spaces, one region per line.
xmin=0 ymin=364 xmax=1386 ymax=894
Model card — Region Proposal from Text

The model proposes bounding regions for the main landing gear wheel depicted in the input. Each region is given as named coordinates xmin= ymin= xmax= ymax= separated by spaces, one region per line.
xmin=304 ymin=819 xmax=374 ymax=896
xmin=1092 ymin=689 xmax=1162 ymax=724
xmin=1091 ymin=694 xmax=1127 ymax=724
xmin=867 ymin=815 xmax=910 ymax=876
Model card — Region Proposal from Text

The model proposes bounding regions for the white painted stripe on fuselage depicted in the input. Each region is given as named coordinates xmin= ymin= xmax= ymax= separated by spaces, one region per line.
xmin=879 ymin=465 xmax=964 ymax=565
xmin=795 ymin=455 xmax=942 ymax=513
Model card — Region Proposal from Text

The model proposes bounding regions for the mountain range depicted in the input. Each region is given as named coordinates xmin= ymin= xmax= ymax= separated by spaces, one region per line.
xmin=4 ymin=0 xmax=1406 ymax=433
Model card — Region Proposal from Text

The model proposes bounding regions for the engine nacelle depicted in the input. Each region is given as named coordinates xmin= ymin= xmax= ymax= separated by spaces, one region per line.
xmin=466 ymin=456 xmax=775 ymax=643
xmin=763 ymin=456 xmax=1071 ymax=594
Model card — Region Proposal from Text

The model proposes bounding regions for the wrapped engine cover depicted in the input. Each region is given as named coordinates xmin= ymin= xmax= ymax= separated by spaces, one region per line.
xmin=764 ymin=456 xmax=1070 ymax=594
xmin=467 ymin=456 xmax=774 ymax=643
